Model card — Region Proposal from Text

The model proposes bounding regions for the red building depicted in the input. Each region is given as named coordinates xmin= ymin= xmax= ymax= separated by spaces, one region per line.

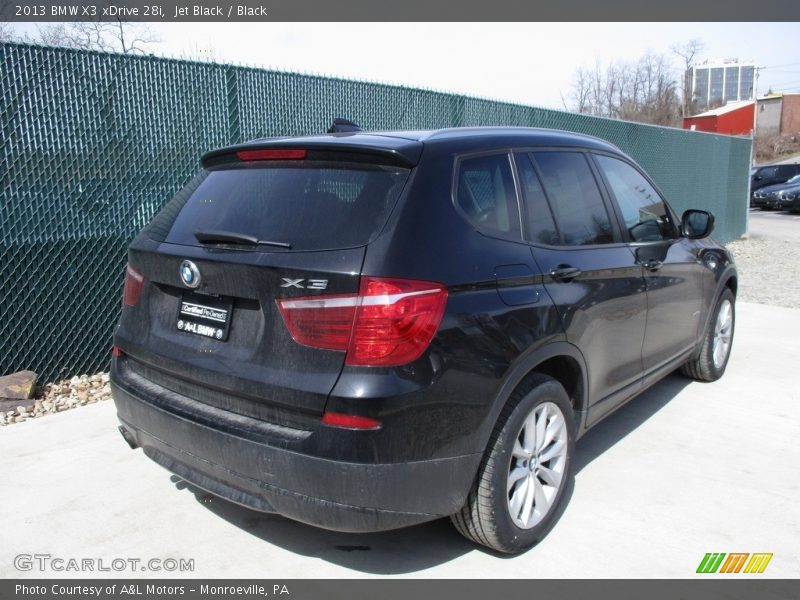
xmin=683 ymin=101 xmax=755 ymax=136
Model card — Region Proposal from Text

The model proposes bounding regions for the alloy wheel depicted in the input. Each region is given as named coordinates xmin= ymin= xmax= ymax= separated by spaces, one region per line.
xmin=507 ymin=401 xmax=568 ymax=529
xmin=712 ymin=299 xmax=733 ymax=369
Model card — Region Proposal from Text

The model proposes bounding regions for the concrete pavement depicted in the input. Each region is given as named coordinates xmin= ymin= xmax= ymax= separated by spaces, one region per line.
xmin=747 ymin=209 xmax=800 ymax=243
xmin=1 ymin=302 xmax=798 ymax=578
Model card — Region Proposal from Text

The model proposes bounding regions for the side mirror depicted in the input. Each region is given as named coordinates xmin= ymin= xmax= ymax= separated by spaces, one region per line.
xmin=681 ymin=209 xmax=715 ymax=239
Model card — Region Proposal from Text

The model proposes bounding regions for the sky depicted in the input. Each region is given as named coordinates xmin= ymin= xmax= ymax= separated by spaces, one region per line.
xmin=11 ymin=22 xmax=800 ymax=110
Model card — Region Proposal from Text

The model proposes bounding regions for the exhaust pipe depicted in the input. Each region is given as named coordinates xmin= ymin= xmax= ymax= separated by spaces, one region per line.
xmin=118 ymin=425 xmax=139 ymax=450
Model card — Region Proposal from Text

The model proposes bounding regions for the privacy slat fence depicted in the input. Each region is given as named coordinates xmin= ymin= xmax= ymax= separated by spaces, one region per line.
xmin=0 ymin=42 xmax=751 ymax=382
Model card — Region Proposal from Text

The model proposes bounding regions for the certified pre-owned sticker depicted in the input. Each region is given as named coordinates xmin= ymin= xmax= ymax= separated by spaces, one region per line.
xmin=180 ymin=302 xmax=227 ymax=322
xmin=177 ymin=296 xmax=232 ymax=341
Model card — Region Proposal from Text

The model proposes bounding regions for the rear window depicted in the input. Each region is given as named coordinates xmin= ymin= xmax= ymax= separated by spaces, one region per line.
xmin=144 ymin=161 xmax=410 ymax=251
xmin=455 ymin=153 xmax=521 ymax=239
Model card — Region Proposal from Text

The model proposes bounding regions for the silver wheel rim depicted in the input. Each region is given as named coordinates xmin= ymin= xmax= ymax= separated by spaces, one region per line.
xmin=712 ymin=299 xmax=733 ymax=369
xmin=507 ymin=401 xmax=568 ymax=530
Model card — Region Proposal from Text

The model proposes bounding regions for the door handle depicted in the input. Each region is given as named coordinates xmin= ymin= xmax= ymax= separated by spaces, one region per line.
xmin=550 ymin=265 xmax=582 ymax=281
xmin=640 ymin=259 xmax=663 ymax=272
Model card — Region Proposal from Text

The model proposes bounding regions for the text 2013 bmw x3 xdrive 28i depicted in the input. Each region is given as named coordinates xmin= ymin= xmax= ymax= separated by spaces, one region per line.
xmin=111 ymin=127 xmax=736 ymax=553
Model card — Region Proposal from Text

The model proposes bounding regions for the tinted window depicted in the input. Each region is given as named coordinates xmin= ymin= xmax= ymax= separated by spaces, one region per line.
xmin=776 ymin=165 xmax=799 ymax=178
xmin=515 ymin=153 xmax=559 ymax=245
xmin=595 ymin=155 xmax=675 ymax=242
xmin=755 ymin=167 xmax=778 ymax=180
xmin=532 ymin=152 xmax=614 ymax=246
xmin=147 ymin=161 xmax=409 ymax=251
xmin=456 ymin=154 xmax=521 ymax=238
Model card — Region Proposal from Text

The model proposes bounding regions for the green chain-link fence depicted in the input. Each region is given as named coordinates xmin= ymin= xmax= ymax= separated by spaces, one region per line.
xmin=0 ymin=42 xmax=751 ymax=383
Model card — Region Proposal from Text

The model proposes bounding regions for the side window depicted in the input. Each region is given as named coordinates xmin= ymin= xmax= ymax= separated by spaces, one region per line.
xmin=514 ymin=153 xmax=559 ymax=245
xmin=757 ymin=167 xmax=778 ymax=180
xmin=531 ymin=151 xmax=614 ymax=246
xmin=594 ymin=155 xmax=675 ymax=242
xmin=456 ymin=153 xmax=521 ymax=238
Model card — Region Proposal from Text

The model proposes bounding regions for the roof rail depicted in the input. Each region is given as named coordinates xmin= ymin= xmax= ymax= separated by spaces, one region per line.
xmin=327 ymin=118 xmax=362 ymax=134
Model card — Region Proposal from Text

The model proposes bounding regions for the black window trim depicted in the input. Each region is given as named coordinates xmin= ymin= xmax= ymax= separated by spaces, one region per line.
xmin=587 ymin=150 xmax=681 ymax=245
xmin=451 ymin=148 xmax=525 ymax=244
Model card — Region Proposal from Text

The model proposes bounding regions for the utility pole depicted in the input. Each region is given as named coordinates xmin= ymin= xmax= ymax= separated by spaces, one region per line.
xmin=746 ymin=66 xmax=761 ymax=238
xmin=752 ymin=66 xmax=761 ymax=142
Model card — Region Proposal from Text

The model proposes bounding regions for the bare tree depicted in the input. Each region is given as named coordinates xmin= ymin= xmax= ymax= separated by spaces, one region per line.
xmin=636 ymin=52 xmax=679 ymax=125
xmin=1 ymin=22 xmax=18 ymax=42
xmin=591 ymin=60 xmax=607 ymax=117
xmin=564 ymin=52 xmax=680 ymax=127
xmin=566 ymin=67 xmax=592 ymax=114
xmin=671 ymin=39 xmax=704 ymax=118
xmin=36 ymin=20 xmax=161 ymax=54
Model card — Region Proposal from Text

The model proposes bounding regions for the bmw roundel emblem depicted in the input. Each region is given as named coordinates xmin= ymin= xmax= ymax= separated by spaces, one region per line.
xmin=180 ymin=260 xmax=201 ymax=289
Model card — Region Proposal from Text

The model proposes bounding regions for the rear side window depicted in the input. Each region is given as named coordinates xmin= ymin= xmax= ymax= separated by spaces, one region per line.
xmin=594 ymin=155 xmax=675 ymax=242
xmin=455 ymin=153 xmax=521 ymax=239
xmin=145 ymin=161 xmax=409 ymax=251
xmin=532 ymin=152 xmax=614 ymax=246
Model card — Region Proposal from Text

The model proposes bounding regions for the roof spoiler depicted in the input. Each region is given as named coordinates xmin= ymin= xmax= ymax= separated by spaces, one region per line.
xmin=327 ymin=118 xmax=362 ymax=134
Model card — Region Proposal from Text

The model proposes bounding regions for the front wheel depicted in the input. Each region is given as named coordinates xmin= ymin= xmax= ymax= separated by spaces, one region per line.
xmin=451 ymin=374 xmax=574 ymax=553
xmin=681 ymin=288 xmax=735 ymax=382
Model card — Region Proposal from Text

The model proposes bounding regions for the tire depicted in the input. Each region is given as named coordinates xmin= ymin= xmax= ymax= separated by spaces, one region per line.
xmin=451 ymin=374 xmax=575 ymax=554
xmin=681 ymin=288 xmax=735 ymax=382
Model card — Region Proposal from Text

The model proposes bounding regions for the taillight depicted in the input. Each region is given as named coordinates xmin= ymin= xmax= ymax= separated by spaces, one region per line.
xmin=122 ymin=264 xmax=144 ymax=307
xmin=275 ymin=293 xmax=357 ymax=351
xmin=236 ymin=149 xmax=307 ymax=161
xmin=112 ymin=346 xmax=123 ymax=357
xmin=348 ymin=278 xmax=448 ymax=366
xmin=276 ymin=276 xmax=448 ymax=367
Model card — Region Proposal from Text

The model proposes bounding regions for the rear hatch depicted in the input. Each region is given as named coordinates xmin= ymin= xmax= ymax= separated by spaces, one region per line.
xmin=115 ymin=143 xmax=417 ymax=426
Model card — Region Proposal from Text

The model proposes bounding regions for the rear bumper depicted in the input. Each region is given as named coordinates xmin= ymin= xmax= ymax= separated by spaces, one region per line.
xmin=111 ymin=373 xmax=480 ymax=533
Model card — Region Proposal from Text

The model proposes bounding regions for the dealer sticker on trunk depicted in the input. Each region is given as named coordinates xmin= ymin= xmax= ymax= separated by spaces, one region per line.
xmin=177 ymin=294 xmax=232 ymax=341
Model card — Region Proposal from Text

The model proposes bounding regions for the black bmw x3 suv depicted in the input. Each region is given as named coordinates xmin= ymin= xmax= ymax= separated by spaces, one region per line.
xmin=111 ymin=126 xmax=737 ymax=553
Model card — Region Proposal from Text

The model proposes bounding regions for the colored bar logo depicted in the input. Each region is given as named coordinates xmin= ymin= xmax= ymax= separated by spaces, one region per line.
xmin=697 ymin=553 xmax=773 ymax=574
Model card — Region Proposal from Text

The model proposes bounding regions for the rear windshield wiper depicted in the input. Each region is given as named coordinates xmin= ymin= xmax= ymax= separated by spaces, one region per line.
xmin=194 ymin=230 xmax=292 ymax=249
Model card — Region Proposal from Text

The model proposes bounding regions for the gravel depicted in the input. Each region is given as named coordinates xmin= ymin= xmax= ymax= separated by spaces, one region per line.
xmin=0 ymin=372 xmax=111 ymax=427
xmin=726 ymin=239 xmax=800 ymax=309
